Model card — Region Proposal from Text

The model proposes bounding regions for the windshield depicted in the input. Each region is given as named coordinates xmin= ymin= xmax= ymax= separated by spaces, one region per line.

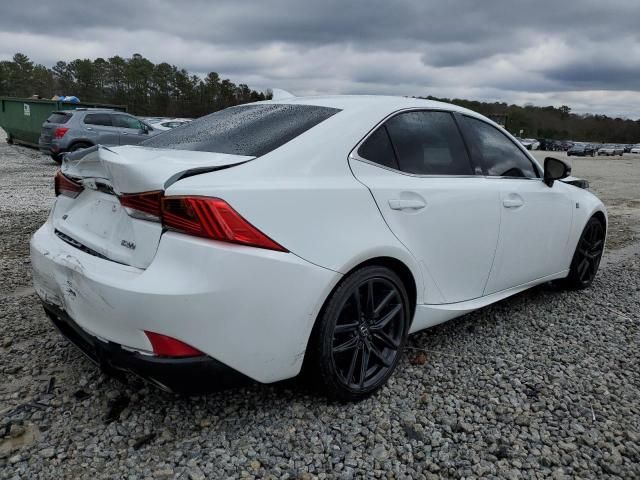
xmin=141 ymin=103 xmax=341 ymax=156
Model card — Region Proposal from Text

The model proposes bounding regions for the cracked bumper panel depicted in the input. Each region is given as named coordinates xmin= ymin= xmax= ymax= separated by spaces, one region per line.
xmin=30 ymin=221 xmax=341 ymax=383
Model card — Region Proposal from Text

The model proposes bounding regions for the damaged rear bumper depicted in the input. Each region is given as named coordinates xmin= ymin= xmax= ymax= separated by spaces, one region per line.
xmin=42 ymin=302 xmax=250 ymax=394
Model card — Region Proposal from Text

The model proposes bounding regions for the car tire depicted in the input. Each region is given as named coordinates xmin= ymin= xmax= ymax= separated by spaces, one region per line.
xmin=69 ymin=142 xmax=92 ymax=152
xmin=308 ymin=265 xmax=410 ymax=401
xmin=558 ymin=216 xmax=605 ymax=290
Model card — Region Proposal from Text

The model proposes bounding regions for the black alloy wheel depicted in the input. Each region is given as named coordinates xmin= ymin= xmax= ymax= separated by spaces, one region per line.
xmin=562 ymin=216 xmax=605 ymax=289
xmin=309 ymin=266 xmax=410 ymax=401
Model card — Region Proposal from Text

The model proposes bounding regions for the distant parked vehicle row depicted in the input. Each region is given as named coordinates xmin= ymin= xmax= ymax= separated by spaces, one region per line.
xmin=139 ymin=117 xmax=193 ymax=131
xmin=630 ymin=144 xmax=640 ymax=154
xmin=567 ymin=143 xmax=596 ymax=157
xmin=39 ymin=109 xmax=161 ymax=163
xmin=516 ymin=138 xmax=540 ymax=150
xmin=597 ymin=144 xmax=624 ymax=156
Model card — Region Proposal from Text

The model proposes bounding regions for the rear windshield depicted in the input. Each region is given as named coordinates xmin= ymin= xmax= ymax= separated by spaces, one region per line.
xmin=140 ymin=104 xmax=341 ymax=156
xmin=47 ymin=112 xmax=72 ymax=124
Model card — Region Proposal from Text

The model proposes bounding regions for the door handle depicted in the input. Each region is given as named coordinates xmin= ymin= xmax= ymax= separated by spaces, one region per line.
xmin=122 ymin=132 xmax=128 ymax=135
xmin=86 ymin=127 xmax=93 ymax=131
xmin=389 ymin=199 xmax=426 ymax=210
xmin=503 ymin=196 xmax=524 ymax=208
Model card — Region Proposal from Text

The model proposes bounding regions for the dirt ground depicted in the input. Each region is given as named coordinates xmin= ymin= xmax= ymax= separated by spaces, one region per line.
xmin=531 ymin=150 xmax=640 ymax=250
xmin=1 ymin=130 xmax=639 ymax=479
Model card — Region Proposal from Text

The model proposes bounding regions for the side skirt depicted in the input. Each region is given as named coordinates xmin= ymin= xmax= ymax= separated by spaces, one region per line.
xmin=409 ymin=270 xmax=569 ymax=333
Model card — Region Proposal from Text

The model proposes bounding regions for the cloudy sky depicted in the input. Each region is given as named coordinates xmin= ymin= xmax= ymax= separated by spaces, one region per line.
xmin=2 ymin=0 xmax=639 ymax=117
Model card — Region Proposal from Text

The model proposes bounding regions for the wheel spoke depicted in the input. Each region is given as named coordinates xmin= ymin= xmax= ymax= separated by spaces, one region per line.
xmin=346 ymin=344 xmax=360 ymax=384
xmin=577 ymin=258 xmax=590 ymax=281
xmin=353 ymin=288 xmax=362 ymax=320
xmin=372 ymin=330 xmax=399 ymax=350
xmin=366 ymin=280 xmax=375 ymax=315
xmin=370 ymin=304 xmax=401 ymax=332
xmin=334 ymin=336 xmax=359 ymax=353
xmin=359 ymin=345 xmax=370 ymax=388
xmin=334 ymin=322 xmax=359 ymax=334
xmin=374 ymin=290 xmax=397 ymax=316
xmin=369 ymin=342 xmax=392 ymax=367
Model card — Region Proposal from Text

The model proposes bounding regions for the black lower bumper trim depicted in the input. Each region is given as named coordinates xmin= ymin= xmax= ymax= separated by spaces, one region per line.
xmin=42 ymin=302 xmax=251 ymax=395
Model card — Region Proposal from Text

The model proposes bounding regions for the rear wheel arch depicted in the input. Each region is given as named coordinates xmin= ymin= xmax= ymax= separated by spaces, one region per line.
xmin=304 ymin=259 xmax=415 ymax=400
xmin=68 ymin=140 xmax=94 ymax=152
xmin=307 ymin=256 xmax=418 ymax=347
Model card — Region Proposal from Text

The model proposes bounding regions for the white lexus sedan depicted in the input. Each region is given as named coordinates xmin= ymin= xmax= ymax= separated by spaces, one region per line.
xmin=31 ymin=96 xmax=607 ymax=401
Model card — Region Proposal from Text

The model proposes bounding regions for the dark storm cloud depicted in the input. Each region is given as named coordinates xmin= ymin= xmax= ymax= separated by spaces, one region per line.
xmin=1 ymin=0 xmax=640 ymax=116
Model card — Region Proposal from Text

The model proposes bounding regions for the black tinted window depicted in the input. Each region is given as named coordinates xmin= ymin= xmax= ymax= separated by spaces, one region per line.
xmin=47 ymin=112 xmax=71 ymax=124
xmin=462 ymin=116 xmax=538 ymax=178
xmin=84 ymin=113 xmax=112 ymax=127
xmin=140 ymin=104 xmax=341 ymax=156
xmin=385 ymin=111 xmax=473 ymax=175
xmin=357 ymin=126 xmax=398 ymax=169
xmin=113 ymin=114 xmax=143 ymax=130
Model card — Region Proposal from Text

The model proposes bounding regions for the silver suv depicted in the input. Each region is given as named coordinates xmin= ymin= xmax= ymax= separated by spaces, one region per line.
xmin=39 ymin=109 xmax=161 ymax=162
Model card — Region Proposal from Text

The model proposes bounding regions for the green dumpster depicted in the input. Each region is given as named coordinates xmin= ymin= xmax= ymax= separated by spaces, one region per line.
xmin=0 ymin=97 xmax=127 ymax=147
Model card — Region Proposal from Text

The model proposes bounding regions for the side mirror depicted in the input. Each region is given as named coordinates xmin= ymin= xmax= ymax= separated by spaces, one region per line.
xmin=140 ymin=124 xmax=150 ymax=134
xmin=544 ymin=157 xmax=571 ymax=187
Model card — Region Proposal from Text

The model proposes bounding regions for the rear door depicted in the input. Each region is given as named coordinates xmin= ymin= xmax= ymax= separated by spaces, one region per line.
xmin=113 ymin=114 xmax=148 ymax=145
xmin=349 ymin=110 xmax=501 ymax=304
xmin=83 ymin=113 xmax=120 ymax=146
xmin=458 ymin=115 xmax=574 ymax=294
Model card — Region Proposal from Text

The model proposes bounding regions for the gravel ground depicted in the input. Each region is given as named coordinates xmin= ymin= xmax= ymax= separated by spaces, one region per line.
xmin=1 ymin=131 xmax=639 ymax=479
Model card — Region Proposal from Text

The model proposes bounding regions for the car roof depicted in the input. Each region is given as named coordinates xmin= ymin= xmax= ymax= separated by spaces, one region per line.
xmin=258 ymin=94 xmax=489 ymax=122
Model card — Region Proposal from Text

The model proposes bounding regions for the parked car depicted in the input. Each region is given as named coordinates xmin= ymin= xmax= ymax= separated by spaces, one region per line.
xmin=31 ymin=96 xmax=607 ymax=400
xmin=597 ymin=144 xmax=624 ymax=156
xmin=149 ymin=118 xmax=193 ymax=131
xmin=623 ymin=144 xmax=633 ymax=153
xmin=518 ymin=138 xmax=540 ymax=150
xmin=38 ymin=109 xmax=161 ymax=163
xmin=567 ymin=143 xmax=596 ymax=157
xmin=630 ymin=144 xmax=640 ymax=154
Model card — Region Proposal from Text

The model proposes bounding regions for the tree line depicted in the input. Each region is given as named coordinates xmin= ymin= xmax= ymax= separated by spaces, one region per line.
xmin=0 ymin=53 xmax=271 ymax=118
xmin=422 ymin=96 xmax=640 ymax=144
xmin=2 ymin=52 xmax=639 ymax=142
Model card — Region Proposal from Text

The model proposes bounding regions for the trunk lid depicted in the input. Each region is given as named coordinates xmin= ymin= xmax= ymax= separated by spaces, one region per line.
xmin=54 ymin=145 xmax=254 ymax=268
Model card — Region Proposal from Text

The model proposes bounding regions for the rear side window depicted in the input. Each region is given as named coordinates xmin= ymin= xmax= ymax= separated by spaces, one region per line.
xmin=113 ymin=114 xmax=143 ymax=130
xmin=357 ymin=126 xmax=399 ymax=169
xmin=84 ymin=113 xmax=113 ymax=127
xmin=384 ymin=111 xmax=473 ymax=175
xmin=461 ymin=116 xmax=539 ymax=178
xmin=140 ymin=104 xmax=341 ymax=156
xmin=47 ymin=112 xmax=71 ymax=124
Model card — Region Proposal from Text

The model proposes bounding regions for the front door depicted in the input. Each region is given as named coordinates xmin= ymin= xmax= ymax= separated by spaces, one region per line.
xmin=457 ymin=115 xmax=573 ymax=294
xmin=113 ymin=114 xmax=148 ymax=145
xmin=349 ymin=110 xmax=501 ymax=304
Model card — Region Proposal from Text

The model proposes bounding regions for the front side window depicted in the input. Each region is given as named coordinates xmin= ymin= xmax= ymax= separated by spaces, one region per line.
xmin=141 ymin=104 xmax=341 ymax=156
xmin=461 ymin=116 xmax=539 ymax=178
xmin=113 ymin=114 xmax=143 ymax=130
xmin=83 ymin=113 xmax=112 ymax=127
xmin=384 ymin=111 xmax=473 ymax=175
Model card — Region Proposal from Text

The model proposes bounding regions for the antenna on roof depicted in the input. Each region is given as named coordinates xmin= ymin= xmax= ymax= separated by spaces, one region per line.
xmin=271 ymin=88 xmax=295 ymax=100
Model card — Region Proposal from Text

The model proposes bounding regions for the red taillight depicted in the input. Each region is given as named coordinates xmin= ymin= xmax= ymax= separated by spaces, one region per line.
xmin=144 ymin=331 xmax=203 ymax=358
xmin=53 ymin=127 xmax=69 ymax=139
xmin=118 ymin=191 xmax=162 ymax=221
xmin=118 ymin=192 xmax=287 ymax=252
xmin=54 ymin=170 xmax=83 ymax=198
xmin=162 ymin=196 xmax=288 ymax=252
